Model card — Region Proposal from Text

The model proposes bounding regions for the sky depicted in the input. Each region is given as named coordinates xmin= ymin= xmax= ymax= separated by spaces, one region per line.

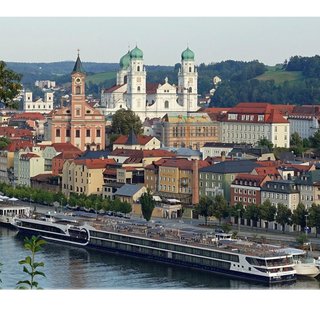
xmin=2 ymin=1 xmax=320 ymax=66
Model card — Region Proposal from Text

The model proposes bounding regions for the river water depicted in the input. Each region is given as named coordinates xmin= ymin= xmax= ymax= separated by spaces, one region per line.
xmin=1 ymin=226 xmax=320 ymax=290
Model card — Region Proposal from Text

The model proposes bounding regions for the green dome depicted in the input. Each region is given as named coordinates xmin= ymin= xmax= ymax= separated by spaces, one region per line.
xmin=120 ymin=51 xmax=130 ymax=69
xmin=130 ymin=46 xmax=143 ymax=59
xmin=181 ymin=47 xmax=195 ymax=61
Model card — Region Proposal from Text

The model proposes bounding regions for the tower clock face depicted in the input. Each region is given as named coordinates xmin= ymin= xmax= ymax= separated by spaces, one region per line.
xmin=75 ymin=77 xmax=82 ymax=84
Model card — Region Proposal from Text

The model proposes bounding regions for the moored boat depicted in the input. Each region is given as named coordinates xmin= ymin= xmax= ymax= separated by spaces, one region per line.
xmin=0 ymin=204 xmax=31 ymax=228
xmin=12 ymin=215 xmax=297 ymax=285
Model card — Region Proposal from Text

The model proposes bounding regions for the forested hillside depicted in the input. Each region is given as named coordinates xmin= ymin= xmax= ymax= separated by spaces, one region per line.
xmin=6 ymin=55 xmax=320 ymax=106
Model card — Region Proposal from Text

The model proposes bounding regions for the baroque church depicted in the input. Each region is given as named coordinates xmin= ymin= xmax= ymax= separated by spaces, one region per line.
xmin=45 ymin=54 xmax=106 ymax=151
xmin=101 ymin=46 xmax=200 ymax=121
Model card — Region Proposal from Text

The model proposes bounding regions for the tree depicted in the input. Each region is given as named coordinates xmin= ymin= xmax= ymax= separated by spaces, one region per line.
xmin=193 ymin=196 xmax=213 ymax=225
xmin=290 ymin=132 xmax=305 ymax=156
xmin=275 ymin=203 xmax=292 ymax=233
xmin=0 ymin=61 xmax=22 ymax=109
xmin=140 ymin=189 xmax=155 ymax=222
xmin=244 ymin=204 xmax=261 ymax=228
xmin=308 ymin=203 xmax=320 ymax=237
xmin=257 ymin=137 xmax=274 ymax=151
xmin=260 ymin=200 xmax=277 ymax=226
xmin=211 ymin=195 xmax=228 ymax=225
xmin=16 ymin=236 xmax=46 ymax=289
xmin=111 ymin=109 xmax=143 ymax=136
xmin=119 ymin=201 xmax=132 ymax=214
xmin=292 ymin=203 xmax=308 ymax=231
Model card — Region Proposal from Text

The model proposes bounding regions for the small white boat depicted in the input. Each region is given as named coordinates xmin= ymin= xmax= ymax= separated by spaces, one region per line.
xmin=281 ymin=247 xmax=320 ymax=278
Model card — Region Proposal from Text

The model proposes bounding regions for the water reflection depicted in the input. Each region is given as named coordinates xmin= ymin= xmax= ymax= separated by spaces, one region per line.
xmin=0 ymin=227 xmax=319 ymax=289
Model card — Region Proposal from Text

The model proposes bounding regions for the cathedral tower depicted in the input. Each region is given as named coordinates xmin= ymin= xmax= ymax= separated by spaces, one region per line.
xmin=178 ymin=47 xmax=198 ymax=112
xmin=126 ymin=46 xmax=146 ymax=112
xmin=116 ymin=50 xmax=130 ymax=85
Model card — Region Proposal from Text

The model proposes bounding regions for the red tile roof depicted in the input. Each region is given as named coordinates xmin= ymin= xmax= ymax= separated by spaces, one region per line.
xmin=113 ymin=135 xmax=154 ymax=145
xmin=146 ymin=83 xmax=160 ymax=94
xmin=253 ymin=166 xmax=280 ymax=176
xmin=73 ymin=158 xmax=116 ymax=169
xmin=6 ymin=140 xmax=33 ymax=152
xmin=11 ymin=112 xmax=45 ymax=121
xmin=31 ymin=173 xmax=55 ymax=182
xmin=20 ymin=153 xmax=40 ymax=160
xmin=0 ymin=127 xmax=34 ymax=138
xmin=103 ymin=84 xmax=125 ymax=93
xmin=158 ymin=158 xmax=210 ymax=171
xmin=232 ymin=173 xmax=269 ymax=186
xmin=111 ymin=148 xmax=175 ymax=158
xmin=52 ymin=151 xmax=83 ymax=160
xmin=50 ymin=143 xmax=82 ymax=153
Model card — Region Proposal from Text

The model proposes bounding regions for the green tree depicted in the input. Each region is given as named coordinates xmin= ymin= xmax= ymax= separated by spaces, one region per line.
xmin=119 ymin=201 xmax=132 ymax=214
xmin=257 ymin=137 xmax=274 ymax=151
xmin=193 ymin=196 xmax=213 ymax=225
xmin=310 ymin=129 xmax=320 ymax=150
xmin=275 ymin=203 xmax=292 ymax=233
xmin=140 ymin=189 xmax=155 ymax=222
xmin=211 ymin=195 xmax=228 ymax=225
xmin=16 ymin=236 xmax=46 ymax=289
xmin=292 ymin=203 xmax=308 ymax=231
xmin=260 ymin=200 xmax=277 ymax=226
xmin=290 ymin=132 xmax=305 ymax=155
xmin=244 ymin=204 xmax=261 ymax=228
xmin=308 ymin=203 xmax=320 ymax=237
xmin=0 ymin=61 xmax=22 ymax=109
xmin=111 ymin=109 xmax=143 ymax=135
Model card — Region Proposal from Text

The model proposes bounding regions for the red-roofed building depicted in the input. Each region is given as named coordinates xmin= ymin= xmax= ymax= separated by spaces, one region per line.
xmin=145 ymin=158 xmax=210 ymax=205
xmin=230 ymin=173 xmax=271 ymax=208
xmin=0 ymin=127 xmax=34 ymax=140
xmin=30 ymin=173 xmax=61 ymax=193
xmin=113 ymin=131 xmax=161 ymax=151
xmin=62 ymin=157 xmax=116 ymax=197
xmin=218 ymin=102 xmax=290 ymax=148
xmin=251 ymin=166 xmax=281 ymax=180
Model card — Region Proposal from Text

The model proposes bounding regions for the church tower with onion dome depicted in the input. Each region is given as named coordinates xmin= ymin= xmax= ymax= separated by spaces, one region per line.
xmin=116 ymin=50 xmax=130 ymax=85
xmin=178 ymin=47 xmax=198 ymax=112
xmin=126 ymin=46 xmax=147 ymax=112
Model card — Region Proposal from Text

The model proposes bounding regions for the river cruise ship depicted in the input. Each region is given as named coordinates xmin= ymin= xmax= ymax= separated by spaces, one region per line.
xmin=0 ymin=204 xmax=31 ymax=227
xmin=12 ymin=214 xmax=297 ymax=285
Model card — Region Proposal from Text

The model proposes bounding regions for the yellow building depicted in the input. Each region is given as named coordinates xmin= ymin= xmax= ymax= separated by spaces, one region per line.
xmin=62 ymin=158 xmax=116 ymax=197
xmin=155 ymin=112 xmax=219 ymax=150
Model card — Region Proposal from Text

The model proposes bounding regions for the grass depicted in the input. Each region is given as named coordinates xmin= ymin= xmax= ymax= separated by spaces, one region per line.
xmin=86 ymin=71 xmax=116 ymax=85
xmin=255 ymin=68 xmax=304 ymax=84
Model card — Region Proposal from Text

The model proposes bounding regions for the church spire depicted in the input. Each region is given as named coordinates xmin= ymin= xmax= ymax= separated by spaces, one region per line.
xmin=72 ymin=50 xmax=85 ymax=74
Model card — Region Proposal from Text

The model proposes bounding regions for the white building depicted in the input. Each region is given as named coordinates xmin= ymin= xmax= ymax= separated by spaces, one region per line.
xmin=101 ymin=46 xmax=199 ymax=121
xmin=219 ymin=103 xmax=290 ymax=148
xmin=23 ymin=91 xmax=54 ymax=113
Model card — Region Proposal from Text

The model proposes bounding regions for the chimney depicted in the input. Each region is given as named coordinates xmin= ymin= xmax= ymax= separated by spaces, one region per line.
xmin=221 ymin=151 xmax=226 ymax=162
xmin=192 ymin=159 xmax=199 ymax=205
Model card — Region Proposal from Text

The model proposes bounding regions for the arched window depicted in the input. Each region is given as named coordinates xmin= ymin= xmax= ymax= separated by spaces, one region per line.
xmin=137 ymin=86 xmax=141 ymax=92
xmin=137 ymin=66 xmax=140 ymax=71
xmin=124 ymin=75 xmax=127 ymax=83
xmin=164 ymin=101 xmax=169 ymax=109
xmin=189 ymin=66 xmax=192 ymax=72
xmin=189 ymin=87 xmax=192 ymax=93
xmin=76 ymin=86 xmax=81 ymax=95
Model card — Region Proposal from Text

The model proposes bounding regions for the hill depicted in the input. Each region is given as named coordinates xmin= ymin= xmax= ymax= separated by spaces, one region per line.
xmin=255 ymin=67 xmax=305 ymax=84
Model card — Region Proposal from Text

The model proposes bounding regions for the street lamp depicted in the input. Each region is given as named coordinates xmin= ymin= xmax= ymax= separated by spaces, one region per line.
xmin=237 ymin=209 xmax=241 ymax=234
xmin=305 ymin=214 xmax=308 ymax=238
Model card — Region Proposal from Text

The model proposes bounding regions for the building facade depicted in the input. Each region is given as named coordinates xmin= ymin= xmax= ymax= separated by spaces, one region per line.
xmin=23 ymin=91 xmax=54 ymax=113
xmin=155 ymin=112 xmax=219 ymax=150
xmin=101 ymin=47 xmax=199 ymax=121
xmin=46 ymin=54 xmax=106 ymax=152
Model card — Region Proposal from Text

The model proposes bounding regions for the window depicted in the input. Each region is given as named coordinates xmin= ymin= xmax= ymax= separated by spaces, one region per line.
xmin=76 ymin=86 xmax=81 ymax=95
xmin=164 ymin=101 xmax=169 ymax=109
xmin=66 ymin=129 xmax=70 ymax=137
xmin=56 ymin=128 xmax=60 ymax=137
xmin=86 ymin=129 xmax=90 ymax=137
xmin=137 ymin=86 xmax=141 ymax=92
xmin=137 ymin=66 xmax=140 ymax=72
xmin=76 ymin=130 xmax=80 ymax=138
xmin=76 ymin=109 xmax=80 ymax=116
xmin=96 ymin=129 xmax=101 ymax=137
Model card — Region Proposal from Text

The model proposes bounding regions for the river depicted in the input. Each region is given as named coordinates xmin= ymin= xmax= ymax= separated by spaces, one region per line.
xmin=1 ymin=226 xmax=320 ymax=290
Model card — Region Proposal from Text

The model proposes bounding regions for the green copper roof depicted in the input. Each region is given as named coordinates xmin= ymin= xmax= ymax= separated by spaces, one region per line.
xmin=72 ymin=54 xmax=85 ymax=74
xmin=181 ymin=47 xmax=195 ymax=61
xmin=120 ymin=51 xmax=131 ymax=69
xmin=130 ymin=46 xmax=143 ymax=59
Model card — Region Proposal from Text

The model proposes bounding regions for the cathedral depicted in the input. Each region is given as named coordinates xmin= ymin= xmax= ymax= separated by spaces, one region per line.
xmin=101 ymin=46 xmax=200 ymax=121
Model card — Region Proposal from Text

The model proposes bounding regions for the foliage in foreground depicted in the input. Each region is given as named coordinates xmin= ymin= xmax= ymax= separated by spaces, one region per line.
xmin=16 ymin=236 xmax=46 ymax=289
